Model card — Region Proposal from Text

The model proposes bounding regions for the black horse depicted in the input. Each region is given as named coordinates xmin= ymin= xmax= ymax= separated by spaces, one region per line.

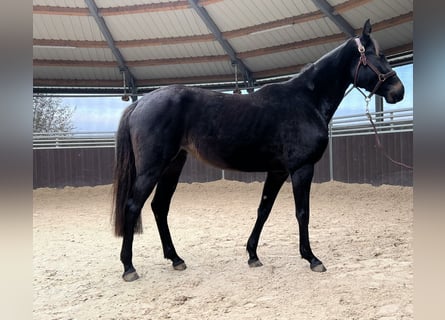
xmin=112 ymin=20 xmax=404 ymax=281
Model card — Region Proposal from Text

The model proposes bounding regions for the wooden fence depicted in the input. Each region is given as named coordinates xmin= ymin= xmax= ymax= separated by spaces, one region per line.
xmin=33 ymin=109 xmax=413 ymax=188
xmin=33 ymin=131 xmax=412 ymax=188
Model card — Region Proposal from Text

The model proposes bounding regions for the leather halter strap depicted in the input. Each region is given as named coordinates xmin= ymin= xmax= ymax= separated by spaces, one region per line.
xmin=350 ymin=38 xmax=412 ymax=171
xmin=353 ymin=38 xmax=396 ymax=99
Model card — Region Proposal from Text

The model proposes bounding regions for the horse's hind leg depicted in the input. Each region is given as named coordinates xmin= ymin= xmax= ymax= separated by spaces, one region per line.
xmin=290 ymin=164 xmax=326 ymax=272
xmin=121 ymin=171 xmax=160 ymax=281
xmin=247 ymin=171 xmax=288 ymax=267
xmin=151 ymin=150 xmax=188 ymax=271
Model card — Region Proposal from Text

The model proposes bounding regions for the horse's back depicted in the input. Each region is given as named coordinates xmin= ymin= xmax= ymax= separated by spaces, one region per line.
xmin=126 ymin=83 xmax=326 ymax=172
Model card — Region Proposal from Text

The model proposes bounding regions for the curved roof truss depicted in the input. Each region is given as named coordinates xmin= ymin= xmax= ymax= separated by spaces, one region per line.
xmin=33 ymin=0 xmax=413 ymax=95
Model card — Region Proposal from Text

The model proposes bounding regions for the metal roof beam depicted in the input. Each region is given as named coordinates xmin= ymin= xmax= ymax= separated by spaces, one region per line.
xmin=84 ymin=0 xmax=137 ymax=100
xmin=187 ymin=0 xmax=254 ymax=88
xmin=311 ymin=0 xmax=356 ymax=37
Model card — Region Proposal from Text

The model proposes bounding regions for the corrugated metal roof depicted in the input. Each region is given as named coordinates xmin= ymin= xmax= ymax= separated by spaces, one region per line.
xmin=244 ymin=41 xmax=341 ymax=74
xmin=34 ymin=0 xmax=87 ymax=8
xmin=105 ymin=10 xmax=210 ymax=40
xmin=33 ymin=0 xmax=413 ymax=94
xmin=34 ymin=66 xmax=121 ymax=81
xmin=120 ymin=41 xmax=225 ymax=60
xmin=206 ymin=0 xmax=319 ymax=31
xmin=33 ymin=46 xmax=115 ymax=61
xmin=33 ymin=15 xmax=105 ymax=41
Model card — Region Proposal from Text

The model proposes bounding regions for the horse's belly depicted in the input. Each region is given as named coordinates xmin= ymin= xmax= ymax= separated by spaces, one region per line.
xmin=183 ymin=142 xmax=284 ymax=172
xmin=183 ymin=143 xmax=230 ymax=169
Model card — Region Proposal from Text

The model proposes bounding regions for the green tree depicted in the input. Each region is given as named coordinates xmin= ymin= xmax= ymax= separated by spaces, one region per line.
xmin=33 ymin=94 xmax=75 ymax=133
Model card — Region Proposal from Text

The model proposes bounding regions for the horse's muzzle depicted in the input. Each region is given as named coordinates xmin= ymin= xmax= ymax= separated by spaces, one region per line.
xmin=385 ymin=81 xmax=405 ymax=104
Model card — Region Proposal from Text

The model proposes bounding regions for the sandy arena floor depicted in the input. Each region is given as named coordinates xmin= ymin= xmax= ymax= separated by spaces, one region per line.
xmin=33 ymin=180 xmax=413 ymax=319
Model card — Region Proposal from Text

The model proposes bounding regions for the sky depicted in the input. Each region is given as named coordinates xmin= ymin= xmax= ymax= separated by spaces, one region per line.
xmin=63 ymin=64 xmax=412 ymax=133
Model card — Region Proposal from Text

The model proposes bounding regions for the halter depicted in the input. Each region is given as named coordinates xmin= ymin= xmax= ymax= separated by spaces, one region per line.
xmin=351 ymin=37 xmax=396 ymax=103
xmin=345 ymin=38 xmax=412 ymax=171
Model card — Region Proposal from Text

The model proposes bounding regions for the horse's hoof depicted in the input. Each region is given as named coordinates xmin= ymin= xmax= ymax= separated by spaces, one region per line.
xmin=122 ymin=270 xmax=140 ymax=282
xmin=173 ymin=261 xmax=187 ymax=271
xmin=310 ymin=261 xmax=327 ymax=272
xmin=248 ymin=258 xmax=263 ymax=268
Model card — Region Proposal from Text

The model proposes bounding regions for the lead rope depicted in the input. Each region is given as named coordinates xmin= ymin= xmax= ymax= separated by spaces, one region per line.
xmin=363 ymin=98 xmax=414 ymax=170
xmin=343 ymin=86 xmax=413 ymax=170
xmin=343 ymin=39 xmax=413 ymax=170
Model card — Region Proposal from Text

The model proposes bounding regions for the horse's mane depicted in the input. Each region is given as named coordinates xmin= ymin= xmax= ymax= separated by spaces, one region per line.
xmin=287 ymin=63 xmax=317 ymax=91
xmin=254 ymin=39 xmax=355 ymax=95
xmin=299 ymin=63 xmax=316 ymax=76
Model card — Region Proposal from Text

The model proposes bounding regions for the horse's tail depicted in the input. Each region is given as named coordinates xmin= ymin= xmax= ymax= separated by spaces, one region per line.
xmin=112 ymin=101 xmax=143 ymax=237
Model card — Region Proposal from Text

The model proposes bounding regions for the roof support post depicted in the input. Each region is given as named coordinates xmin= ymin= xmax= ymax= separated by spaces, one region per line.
xmin=84 ymin=0 xmax=138 ymax=99
xmin=187 ymin=0 xmax=254 ymax=89
xmin=311 ymin=0 xmax=356 ymax=37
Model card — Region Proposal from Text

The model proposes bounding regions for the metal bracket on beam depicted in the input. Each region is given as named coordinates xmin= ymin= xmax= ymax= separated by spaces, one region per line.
xmin=311 ymin=0 xmax=356 ymax=37
xmin=187 ymin=0 xmax=254 ymax=88
xmin=84 ymin=0 xmax=138 ymax=100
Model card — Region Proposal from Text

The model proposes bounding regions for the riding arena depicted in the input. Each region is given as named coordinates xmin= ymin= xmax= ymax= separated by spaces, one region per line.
xmin=33 ymin=2 xmax=413 ymax=319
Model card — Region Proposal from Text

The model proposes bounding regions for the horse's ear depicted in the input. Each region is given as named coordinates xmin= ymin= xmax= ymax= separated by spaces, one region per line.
xmin=362 ymin=19 xmax=372 ymax=38
xmin=360 ymin=19 xmax=372 ymax=45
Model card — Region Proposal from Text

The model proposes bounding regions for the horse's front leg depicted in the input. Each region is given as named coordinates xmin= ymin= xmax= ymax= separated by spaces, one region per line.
xmin=247 ymin=171 xmax=289 ymax=267
xmin=290 ymin=164 xmax=326 ymax=272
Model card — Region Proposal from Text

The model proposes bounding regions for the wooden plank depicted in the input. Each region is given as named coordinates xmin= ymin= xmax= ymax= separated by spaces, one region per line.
xmin=33 ymin=131 xmax=412 ymax=188
xmin=331 ymin=136 xmax=347 ymax=183
xmin=314 ymin=150 xmax=330 ymax=183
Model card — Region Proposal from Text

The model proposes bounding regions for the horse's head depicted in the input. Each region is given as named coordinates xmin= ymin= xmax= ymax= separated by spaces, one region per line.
xmin=351 ymin=20 xmax=404 ymax=104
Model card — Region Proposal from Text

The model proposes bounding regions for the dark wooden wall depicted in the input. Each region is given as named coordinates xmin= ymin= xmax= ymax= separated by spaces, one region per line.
xmin=331 ymin=131 xmax=413 ymax=185
xmin=33 ymin=131 xmax=412 ymax=188
xmin=33 ymin=148 xmax=116 ymax=188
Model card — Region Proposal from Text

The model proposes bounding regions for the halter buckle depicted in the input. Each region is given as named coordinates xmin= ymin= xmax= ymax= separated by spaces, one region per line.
xmin=353 ymin=38 xmax=397 ymax=99
xmin=354 ymin=38 xmax=365 ymax=53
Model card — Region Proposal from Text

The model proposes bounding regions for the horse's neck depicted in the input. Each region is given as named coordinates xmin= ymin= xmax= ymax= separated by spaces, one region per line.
xmin=311 ymin=40 xmax=355 ymax=122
